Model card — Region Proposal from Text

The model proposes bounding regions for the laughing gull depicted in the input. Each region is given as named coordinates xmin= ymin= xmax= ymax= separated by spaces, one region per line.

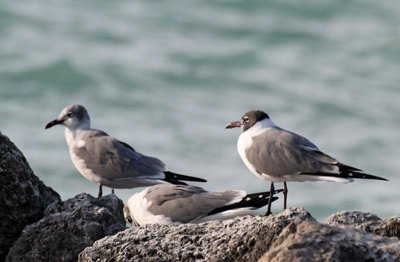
xmin=123 ymin=184 xmax=281 ymax=225
xmin=45 ymin=104 xmax=206 ymax=197
xmin=226 ymin=110 xmax=387 ymax=215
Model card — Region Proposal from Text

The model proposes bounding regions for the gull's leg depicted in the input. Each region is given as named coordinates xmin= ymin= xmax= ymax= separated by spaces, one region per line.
xmin=283 ymin=181 xmax=288 ymax=210
xmin=265 ymin=182 xmax=275 ymax=216
xmin=112 ymin=188 xmax=115 ymax=194
xmin=98 ymin=184 xmax=103 ymax=198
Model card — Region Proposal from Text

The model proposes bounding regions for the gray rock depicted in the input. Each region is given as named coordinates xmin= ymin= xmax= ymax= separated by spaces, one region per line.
xmin=2 ymin=131 xmax=399 ymax=262
xmin=259 ymin=220 xmax=400 ymax=262
xmin=0 ymin=132 xmax=61 ymax=260
xmin=78 ymin=207 xmax=314 ymax=262
xmin=326 ymin=211 xmax=400 ymax=238
xmin=6 ymin=193 xmax=126 ymax=262
xmin=375 ymin=216 xmax=400 ymax=239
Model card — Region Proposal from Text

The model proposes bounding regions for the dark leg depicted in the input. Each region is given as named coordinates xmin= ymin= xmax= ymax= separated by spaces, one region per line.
xmin=112 ymin=188 xmax=115 ymax=194
xmin=283 ymin=181 xmax=288 ymax=210
xmin=98 ymin=184 xmax=103 ymax=198
xmin=265 ymin=182 xmax=275 ymax=216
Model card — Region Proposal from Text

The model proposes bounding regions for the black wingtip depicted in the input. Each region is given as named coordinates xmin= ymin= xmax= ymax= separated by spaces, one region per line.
xmin=271 ymin=196 xmax=279 ymax=202
xmin=299 ymin=171 xmax=388 ymax=181
xmin=164 ymin=171 xmax=207 ymax=184
xmin=207 ymin=190 xmax=281 ymax=216
xmin=338 ymin=163 xmax=388 ymax=181
xmin=353 ymin=172 xmax=388 ymax=181
xmin=244 ymin=190 xmax=283 ymax=202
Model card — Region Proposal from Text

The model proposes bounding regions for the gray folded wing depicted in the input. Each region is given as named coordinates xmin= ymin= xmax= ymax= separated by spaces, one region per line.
xmin=247 ymin=127 xmax=340 ymax=178
xmin=145 ymin=184 xmax=245 ymax=223
xmin=72 ymin=130 xmax=166 ymax=182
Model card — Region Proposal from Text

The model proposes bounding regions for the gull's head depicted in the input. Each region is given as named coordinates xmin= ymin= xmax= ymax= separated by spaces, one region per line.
xmin=45 ymin=104 xmax=90 ymax=131
xmin=225 ymin=110 xmax=270 ymax=132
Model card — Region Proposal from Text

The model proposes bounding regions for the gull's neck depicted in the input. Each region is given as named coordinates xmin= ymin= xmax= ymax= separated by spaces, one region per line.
xmin=244 ymin=118 xmax=277 ymax=135
xmin=65 ymin=122 xmax=90 ymax=147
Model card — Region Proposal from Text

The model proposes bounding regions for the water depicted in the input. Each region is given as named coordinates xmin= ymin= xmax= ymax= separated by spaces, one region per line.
xmin=1 ymin=0 xmax=399 ymax=221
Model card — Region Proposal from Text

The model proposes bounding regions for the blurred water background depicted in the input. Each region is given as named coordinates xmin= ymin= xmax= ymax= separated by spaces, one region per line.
xmin=1 ymin=0 xmax=399 ymax=220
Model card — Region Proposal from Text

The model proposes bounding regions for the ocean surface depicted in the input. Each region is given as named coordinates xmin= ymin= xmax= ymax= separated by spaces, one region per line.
xmin=1 ymin=0 xmax=399 ymax=221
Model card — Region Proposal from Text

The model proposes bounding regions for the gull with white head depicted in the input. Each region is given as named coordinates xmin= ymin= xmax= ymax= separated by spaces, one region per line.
xmin=226 ymin=110 xmax=387 ymax=215
xmin=45 ymin=104 xmax=206 ymax=197
xmin=123 ymin=184 xmax=281 ymax=225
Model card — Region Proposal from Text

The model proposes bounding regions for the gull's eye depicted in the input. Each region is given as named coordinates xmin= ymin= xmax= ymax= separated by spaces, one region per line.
xmin=243 ymin=116 xmax=249 ymax=122
xmin=66 ymin=112 xmax=74 ymax=118
xmin=126 ymin=216 xmax=133 ymax=224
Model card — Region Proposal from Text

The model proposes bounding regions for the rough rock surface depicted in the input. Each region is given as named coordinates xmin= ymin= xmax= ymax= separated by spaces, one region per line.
xmin=326 ymin=210 xmax=400 ymax=239
xmin=2 ymin=132 xmax=400 ymax=262
xmin=0 ymin=132 xmax=61 ymax=260
xmin=79 ymin=207 xmax=314 ymax=262
xmin=80 ymin=208 xmax=400 ymax=262
xmin=6 ymin=193 xmax=126 ymax=262
xmin=259 ymin=220 xmax=400 ymax=262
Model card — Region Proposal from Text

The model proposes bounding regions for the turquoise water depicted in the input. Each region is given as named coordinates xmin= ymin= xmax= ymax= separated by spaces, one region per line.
xmin=1 ymin=0 xmax=399 ymax=220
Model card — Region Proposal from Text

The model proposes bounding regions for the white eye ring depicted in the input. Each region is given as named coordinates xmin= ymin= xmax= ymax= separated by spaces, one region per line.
xmin=66 ymin=112 xmax=74 ymax=118
xmin=243 ymin=116 xmax=249 ymax=122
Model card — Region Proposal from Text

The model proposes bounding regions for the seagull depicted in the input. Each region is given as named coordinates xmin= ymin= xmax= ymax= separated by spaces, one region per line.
xmin=45 ymin=104 xmax=206 ymax=197
xmin=123 ymin=184 xmax=281 ymax=225
xmin=226 ymin=110 xmax=387 ymax=215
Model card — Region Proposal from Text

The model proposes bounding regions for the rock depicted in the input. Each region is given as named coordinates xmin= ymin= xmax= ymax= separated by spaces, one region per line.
xmin=375 ymin=216 xmax=400 ymax=239
xmin=80 ymin=207 xmax=400 ymax=262
xmin=259 ymin=220 xmax=400 ymax=262
xmin=326 ymin=211 xmax=400 ymax=238
xmin=6 ymin=193 xmax=126 ymax=262
xmin=2 ymin=131 xmax=399 ymax=261
xmin=0 ymin=132 xmax=61 ymax=260
xmin=78 ymin=207 xmax=314 ymax=262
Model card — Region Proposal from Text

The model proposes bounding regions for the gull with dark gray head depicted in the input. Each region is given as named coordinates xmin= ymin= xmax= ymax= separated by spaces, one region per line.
xmin=226 ymin=110 xmax=387 ymax=215
xmin=45 ymin=104 xmax=206 ymax=197
xmin=123 ymin=184 xmax=281 ymax=225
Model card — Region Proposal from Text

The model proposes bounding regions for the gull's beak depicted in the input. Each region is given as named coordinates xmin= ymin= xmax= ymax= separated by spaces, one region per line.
xmin=125 ymin=215 xmax=133 ymax=224
xmin=45 ymin=119 xmax=63 ymax=129
xmin=225 ymin=121 xmax=241 ymax=129
xmin=123 ymin=205 xmax=133 ymax=224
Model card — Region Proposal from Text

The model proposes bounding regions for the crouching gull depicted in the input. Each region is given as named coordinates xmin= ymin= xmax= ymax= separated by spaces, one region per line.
xmin=123 ymin=184 xmax=281 ymax=225
xmin=45 ymin=104 xmax=206 ymax=197
xmin=226 ymin=110 xmax=387 ymax=215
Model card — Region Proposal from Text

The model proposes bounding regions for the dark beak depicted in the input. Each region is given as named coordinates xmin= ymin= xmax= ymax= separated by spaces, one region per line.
xmin=45 ymin=119 xmax=62 ymax=129
xmin=225 ymin=121 xmax=241 ymax=129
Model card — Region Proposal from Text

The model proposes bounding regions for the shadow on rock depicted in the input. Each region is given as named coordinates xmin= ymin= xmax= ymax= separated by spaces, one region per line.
xmin=0 ymin=132 xmax=61 ymax=260
xmin=6 ymin=193 xmax=126 ymax=262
